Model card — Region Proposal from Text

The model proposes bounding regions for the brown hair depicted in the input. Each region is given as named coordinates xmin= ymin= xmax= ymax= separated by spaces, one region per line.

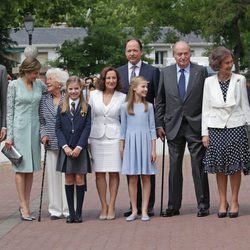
xmin=61 ymin=76 xmax=88 ymax=114
xmin=209 ymin=46 xmax=234 ymax=71
xmin=98 ymin=67 xmax=122 ymax=92
xmin=19 ymin=57 xmax=41 ymax=77
xmin=127 ymin=76 xmax=148 ymax=115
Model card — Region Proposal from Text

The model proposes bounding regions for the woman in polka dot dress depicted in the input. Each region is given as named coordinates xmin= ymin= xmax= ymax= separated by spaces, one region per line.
xmin=202 ymin=46 xmax=250 ymax=218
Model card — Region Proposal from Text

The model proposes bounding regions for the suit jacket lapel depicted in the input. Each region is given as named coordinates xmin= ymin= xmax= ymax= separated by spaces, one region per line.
xmin=168 ymin=65 xmax=179 ymax=98
xmin=185 ymin=63 xmax=198 ymax=101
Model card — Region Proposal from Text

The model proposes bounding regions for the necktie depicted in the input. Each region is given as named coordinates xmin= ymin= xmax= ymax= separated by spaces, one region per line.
xmin=130 ymin=65 xmax=137 ymax=83
xmin=71 ymin=102 xmax=76 ymax=116
xmin=178 ymin=69 xmax=186 ymax=101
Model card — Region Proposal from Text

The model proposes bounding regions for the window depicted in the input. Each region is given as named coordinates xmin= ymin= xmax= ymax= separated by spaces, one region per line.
xmin=155 ymin=51 xmax=167 ymax=65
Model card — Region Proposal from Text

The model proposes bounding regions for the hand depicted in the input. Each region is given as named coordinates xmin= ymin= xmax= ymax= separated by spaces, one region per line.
xmin=71 ymin=147 xmax=81 ymax=158
xmin=64 ymin=146 xmax=73 ymax=156
xmin=202 ymin=136 xmax=209 ymax=148
xmin=151 ymin=151 xmax=157 ymax=162
xmin=157 ymin=128 xmax=166 ymax=141
xmin=5 ymin=139 xmax=13 ymax=150
xmin=0 ymin=128 xmax=7 ymax=142
xmin=41 ymin=136 xmax=49 ymax=145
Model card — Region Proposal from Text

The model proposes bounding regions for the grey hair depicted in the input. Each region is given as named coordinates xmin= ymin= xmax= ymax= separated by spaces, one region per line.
xmin=46 ymin=68 xmax=69 ymax=89
xmin=209 ymin=46 xmax=233 ymax=71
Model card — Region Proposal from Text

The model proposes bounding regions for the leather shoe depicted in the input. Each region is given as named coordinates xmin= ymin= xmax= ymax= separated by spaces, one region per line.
xmin=162 ymin=208 xmax=180 ymax=217
xmin=148 ymin=209 xmax=154 ymax=217
xmin=75 ymin=214 xmax=83 ymax=223
xmin=197 ymin=208 xmax=209 ymax=217
xmin=218 ymin=204 xmax=229 ymax=218
xmin=66 ymin=215 xmax=75 ymax=223
xmin=229 ymin=211 xmax=239 ymax=218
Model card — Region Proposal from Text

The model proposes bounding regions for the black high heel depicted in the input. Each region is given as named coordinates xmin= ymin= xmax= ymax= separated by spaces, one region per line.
xmin=19 ymin=208 xmax=33 ymax=221
xmin=229 ymin=205 xmax=239 ymax=218
xmin=217 ymin=203 xmax=229 ymax=218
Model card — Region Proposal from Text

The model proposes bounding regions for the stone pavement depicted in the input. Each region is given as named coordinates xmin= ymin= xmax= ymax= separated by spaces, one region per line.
xmin=1 ymin=153 xmax=250 ymax=250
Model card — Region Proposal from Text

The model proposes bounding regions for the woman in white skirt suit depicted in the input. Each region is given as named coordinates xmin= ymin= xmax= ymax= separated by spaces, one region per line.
xmin=89 ymin=67 xmax=126 ymax=220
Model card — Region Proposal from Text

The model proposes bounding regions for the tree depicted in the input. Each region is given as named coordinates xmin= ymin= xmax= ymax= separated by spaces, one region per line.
xmin=55 ymin=0 xmax=150 ymax=75
xmin=132 ymin=0 xmax=250 ymax=72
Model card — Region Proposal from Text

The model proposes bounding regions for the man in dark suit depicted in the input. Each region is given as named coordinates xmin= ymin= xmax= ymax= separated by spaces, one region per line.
xmin=117 ymin=38 xmax=160 ymax=217
xmin=0 ymin=64 xmax=8 ymax=142
xmin=155 ymin=41 xmax=210 ymax=217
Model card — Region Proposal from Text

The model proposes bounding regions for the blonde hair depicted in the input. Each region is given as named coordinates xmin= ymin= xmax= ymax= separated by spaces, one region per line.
xmin=127 ymin=76 xmax=148 ymax=115
xmin=19 ymin=57 xmax=41 ymax=77
xmin=61 ymin=76 xmax=88 ymax=114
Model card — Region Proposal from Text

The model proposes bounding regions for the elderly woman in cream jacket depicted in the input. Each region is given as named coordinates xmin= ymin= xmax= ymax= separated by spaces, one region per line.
xmin=202 ymin=46 xmax=250 ymax=218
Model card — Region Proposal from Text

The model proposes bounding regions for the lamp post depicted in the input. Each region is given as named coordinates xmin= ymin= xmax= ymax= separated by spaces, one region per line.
xmin=24 ymin=13 xmax=35 ymax=45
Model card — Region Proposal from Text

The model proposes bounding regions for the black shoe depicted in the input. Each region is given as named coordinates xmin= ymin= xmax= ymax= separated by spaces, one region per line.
xmin=66 ymin=215 xmax=75 ymax=223
xmin=148 ymin=209 xmax=154 ymax=217
xmin=229 ymin=211 xmax=239 ymax=218
xmin=197 ymin=208 xmax=209 ymax=217
xmin=218 ymin=204 xmax=229 ymax=218
xmin=75 ymin=214 xmax=83 ymax=223
xmin=50 ymin=215 xmax=62 ymax=220
xmin=162 ymin=208 xmax=180 ymax=217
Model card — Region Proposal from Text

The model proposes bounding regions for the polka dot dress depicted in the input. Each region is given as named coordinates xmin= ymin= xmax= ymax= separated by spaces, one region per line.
xmin=203 ymin=79 xmax=250 ymax=175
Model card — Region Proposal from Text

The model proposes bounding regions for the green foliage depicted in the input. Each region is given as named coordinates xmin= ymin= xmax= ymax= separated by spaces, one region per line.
xmin=1 ymin=0 xmax=250 ymax=73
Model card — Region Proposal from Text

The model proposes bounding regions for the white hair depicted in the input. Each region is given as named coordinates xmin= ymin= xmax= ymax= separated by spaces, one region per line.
xmin=46 ymin=68 xmax=69 ymax=88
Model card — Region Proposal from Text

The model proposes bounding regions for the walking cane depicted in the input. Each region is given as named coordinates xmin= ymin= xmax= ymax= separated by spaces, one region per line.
xmin=38 ymin=147 xmax=47 ymax=222
xmin=160 ymin=138 xmax=165 ymax=216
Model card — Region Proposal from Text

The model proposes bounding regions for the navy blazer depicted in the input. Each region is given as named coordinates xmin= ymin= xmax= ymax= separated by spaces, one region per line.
xmin=56 ymin=104 xmax=91 ymax=149
xmin=117 ymin=62 xmax=160 ymax=104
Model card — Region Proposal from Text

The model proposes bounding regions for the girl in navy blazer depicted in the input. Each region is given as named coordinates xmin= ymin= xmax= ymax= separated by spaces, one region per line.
xmin=56 ymin=76 xmax=91 ymax=223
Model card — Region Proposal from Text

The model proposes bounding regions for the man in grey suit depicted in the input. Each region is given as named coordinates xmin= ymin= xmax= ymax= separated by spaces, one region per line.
xmin=0 ymin=65 xmax=8 ymax=142
xmin=117 ymin=38 xmax=160 ymax=217
xmin=155 ymin=41 xmax=210 ymax=217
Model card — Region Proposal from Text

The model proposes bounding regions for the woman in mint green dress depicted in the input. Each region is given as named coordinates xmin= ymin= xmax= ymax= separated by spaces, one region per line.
xmin=5 ymin=53 xmax=46 ymax=221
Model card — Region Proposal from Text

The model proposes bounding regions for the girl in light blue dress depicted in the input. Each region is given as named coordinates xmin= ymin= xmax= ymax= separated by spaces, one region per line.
xmin=120 ymin=76 xmax=157 ymax=222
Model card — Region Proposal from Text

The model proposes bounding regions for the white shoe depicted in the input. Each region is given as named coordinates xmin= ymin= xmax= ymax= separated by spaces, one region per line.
xmin=126 ymin=214 xmax=138 ymax=222
xmin=141 ymin=215 xmax=150 ymax=221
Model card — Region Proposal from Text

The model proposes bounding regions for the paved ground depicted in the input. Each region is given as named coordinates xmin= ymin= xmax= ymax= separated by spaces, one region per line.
xmin=1 ymin=151 xmax=250 ymax=250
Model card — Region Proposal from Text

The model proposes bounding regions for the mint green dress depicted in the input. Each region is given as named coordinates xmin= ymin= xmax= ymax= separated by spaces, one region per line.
xmin=6 ymin=78 xmax=46 ymax=172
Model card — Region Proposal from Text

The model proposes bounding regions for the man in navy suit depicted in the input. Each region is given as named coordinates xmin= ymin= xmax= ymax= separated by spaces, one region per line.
xmin=117 ymin=38 xmax=160 ymax=217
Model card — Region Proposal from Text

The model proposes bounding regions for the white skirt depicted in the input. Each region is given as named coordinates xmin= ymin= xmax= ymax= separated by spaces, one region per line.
xmin=89 ymin=135 xmax=121 ymax=172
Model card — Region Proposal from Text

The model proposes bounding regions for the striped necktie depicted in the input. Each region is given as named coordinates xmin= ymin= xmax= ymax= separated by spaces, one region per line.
xmin=130 ymin=65 xmax=137 ymax=83
xmin=71 ymin=102 xmax=76 ymax=116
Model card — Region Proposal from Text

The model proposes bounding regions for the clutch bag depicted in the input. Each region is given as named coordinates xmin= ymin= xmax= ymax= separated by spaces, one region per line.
xmin=1 ymin=145 xmax=23 ymax=167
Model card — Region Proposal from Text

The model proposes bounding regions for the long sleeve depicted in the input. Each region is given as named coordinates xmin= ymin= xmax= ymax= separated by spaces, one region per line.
xmin=155 ymin=70 xmax=166 ymax=128
xmin=39 ymin=95 xmax=47 ymax=139
xmin=240 ymin=76 xmax=250 ymax=124
xmin=6 ymin=81 xmax=16 ymax=141
xmin=201 ymin=78 xmax=211 ymax=136
xmin=77 ymin=105 xmax=91 ymax=148
xmin=55 ymin=108 xmax=67 ymax=147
